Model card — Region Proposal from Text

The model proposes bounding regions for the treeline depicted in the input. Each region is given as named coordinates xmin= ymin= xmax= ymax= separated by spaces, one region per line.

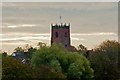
xmin=1 ymin=40 xmax=120 ymax=80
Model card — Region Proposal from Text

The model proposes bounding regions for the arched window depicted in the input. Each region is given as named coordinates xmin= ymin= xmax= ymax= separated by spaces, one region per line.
xmin=55 ymin=32 xmax=58 ymax=38
xmin=65 ymin=32 xmax=67 ymax=37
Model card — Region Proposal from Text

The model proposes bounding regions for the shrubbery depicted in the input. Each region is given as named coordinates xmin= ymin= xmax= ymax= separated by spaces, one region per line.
xmin=89 ymin=40 xmax=120 ymax=80
xmin=2 ymin=40 xmax=120 ymax=80
xmin=2 ymin=56 xmax=66 ymax=80
xmin=31 ymin=44 xmax=94 ymax=80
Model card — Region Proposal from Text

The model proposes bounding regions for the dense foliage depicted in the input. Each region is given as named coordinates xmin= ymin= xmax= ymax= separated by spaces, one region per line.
xmin=1 ymin=40 xmax=120 ymax=80
xmin=31 ymin=44 xmax=94 ymax=80
xmin=89 ymin=40 xmax=120 ymax=80
xmin=2 ymin=56 xmax=66 ymax=80
xmin=2 ymin=57 xmax=35 ymax=80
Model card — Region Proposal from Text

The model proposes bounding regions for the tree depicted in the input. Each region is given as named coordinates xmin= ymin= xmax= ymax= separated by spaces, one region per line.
xmin=31 ymin=44 xmax=94 ymax=80
xmin=66 ymin=52 xmax=94 ymax=80
xmin=2 ymin=56 xmax=66 ymax=80
xmin=14 ymin=47 xmax=24 ymax=53
xmin=0 ymin=53 xmax=2 ymax=80
xmin=37 ymin=42 xmax=46 ymax=48
xmin=27 ymin=47 xmax=37 ymax=59
xmin=90 ymin=40 xmax=120 ymax=80
xmin=33 ymin=65 xmax=67 ymax=80
xmin=78 ymin=44 xmax=87 ymax=52
xmin=2 ymin=52 xmax=7 ymax=58
xmin=77 ymin=44 xmax=89 ymax=58
xmin=2 ymin=57 xmax=35 ymax=80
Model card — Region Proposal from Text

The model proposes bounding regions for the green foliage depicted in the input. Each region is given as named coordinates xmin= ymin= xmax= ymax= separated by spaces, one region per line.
xmin=2 ymin=57 xmax=35 ymax=80
xmin=37 ymin=42 xmax=47 ymax=48
xmin=14 ymin=47 xmax=24 ymax=53
xmin=32 ymin=44 xmax=63 ymax=72
xmin=34 ymin=65 xmax=67 ymax=80
xmin=77 ymin=44 xmax=87 ymax=54
xmin=2 ymin=52 xmax=7 ymax=58
xmin=27 ymin=47 xmax=37 ymax=59
xmin=31 ymin=43 xmax=94 ymax=80
xmin=90 ymin=40 xmax=120 ymax=80
xmin=2 ymin=40 xmax=120 ymax=80
xmin=2 ymin=56 xmax=66 ymax=80
xmin=0 ymin=53 xmax=2 ymax=80
xmin=77 ymin=44 xmax=89 ymax=58
xmin=66 ymin=52 xmax=93 ymax=80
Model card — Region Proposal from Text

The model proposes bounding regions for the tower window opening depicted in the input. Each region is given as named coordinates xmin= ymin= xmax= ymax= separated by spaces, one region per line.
xmin=65 ymin=44 xmax=67 ymax=47
xmin=65 ymin=32 xmax=67 ymax=37
xmin=55 ymin=32 xmax=58 ymax=38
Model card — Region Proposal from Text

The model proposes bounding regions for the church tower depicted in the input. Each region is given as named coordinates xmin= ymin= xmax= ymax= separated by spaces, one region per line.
xmin=51 ymin=23 xmax=71 ymax=48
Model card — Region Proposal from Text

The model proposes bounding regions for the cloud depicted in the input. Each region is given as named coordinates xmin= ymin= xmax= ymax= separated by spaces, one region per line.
xmin=2 ymin=39 xmax=29 ymax=43
xmin=2 ymin=42 xmax=30 ymax=45
xmin=2 ymin=3 xmax=117 ymax=34
xmin=71 ymin=38 xmax=85 ymax=41
xmin=2 ymin=2 xmax=117 ymax=11
xmin=71 ymin=32 xmax=117 ymax=36
xmin=1 ymin=0 xmax=119 ymax=2
xmin=1 ymin=32 xmax=117 ymax=36
xmin=1 ymin=36 xmax=50 ymax=42
xmin=21 ymin=24 xmax=36 ymax=27
xmin=1 ymin=2 xmax=118 ymax=53
xmin=7 ymin=24 xmax=36 ymax=28
xmin=7 ymin=25 xmax=17 ymax=28
xmin=1 ymin=32 xmax=117 ymax=45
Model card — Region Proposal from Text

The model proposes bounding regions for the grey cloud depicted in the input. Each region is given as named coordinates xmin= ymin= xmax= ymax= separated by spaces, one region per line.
xmin=2 ymin=2 xmax=117 ymax=11
xmin=1 ymin=0 xmax=119 ymax=2
xmin=2 ymin=39 xmax=29 ymax=43
xmin=2 ymin=25 xmax=50 ymax=34
xmin=1 ymin=2 xmax=118 ymax=52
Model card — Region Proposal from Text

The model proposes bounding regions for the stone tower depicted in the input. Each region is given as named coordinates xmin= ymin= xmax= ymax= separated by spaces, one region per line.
xmin=51 ymin=23 xmax=71 ymax=48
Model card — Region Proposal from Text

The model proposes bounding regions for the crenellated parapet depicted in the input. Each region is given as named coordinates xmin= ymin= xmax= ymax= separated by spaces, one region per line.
xmin=51 ymin=23 xmax=70 ymax=29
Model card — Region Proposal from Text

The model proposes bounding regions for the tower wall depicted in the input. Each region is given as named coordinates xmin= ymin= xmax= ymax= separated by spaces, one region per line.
xmin=51 ymin=23 xmax=71 ymax=48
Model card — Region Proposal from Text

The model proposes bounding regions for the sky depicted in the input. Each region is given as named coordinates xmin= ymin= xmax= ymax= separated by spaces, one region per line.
xmin=1 ymin=2 xmax=118 ymax=54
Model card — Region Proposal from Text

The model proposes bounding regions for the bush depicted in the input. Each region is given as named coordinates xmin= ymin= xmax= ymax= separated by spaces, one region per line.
xmin=31 ymin=44 xmax=94 ymax=80
xmin=2 ymin=57 xmax=35 ymax=80
xmin=90 ymin=40 xmax=120 ymax=80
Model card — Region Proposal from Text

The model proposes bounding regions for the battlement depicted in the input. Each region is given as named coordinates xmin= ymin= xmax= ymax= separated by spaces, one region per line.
xmin=51 ymin=23 xmax=70 ymax=29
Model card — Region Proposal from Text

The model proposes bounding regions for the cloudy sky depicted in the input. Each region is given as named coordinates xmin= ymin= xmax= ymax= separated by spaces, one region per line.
xmin=1 ymin=2 xmax=118 ymax=53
